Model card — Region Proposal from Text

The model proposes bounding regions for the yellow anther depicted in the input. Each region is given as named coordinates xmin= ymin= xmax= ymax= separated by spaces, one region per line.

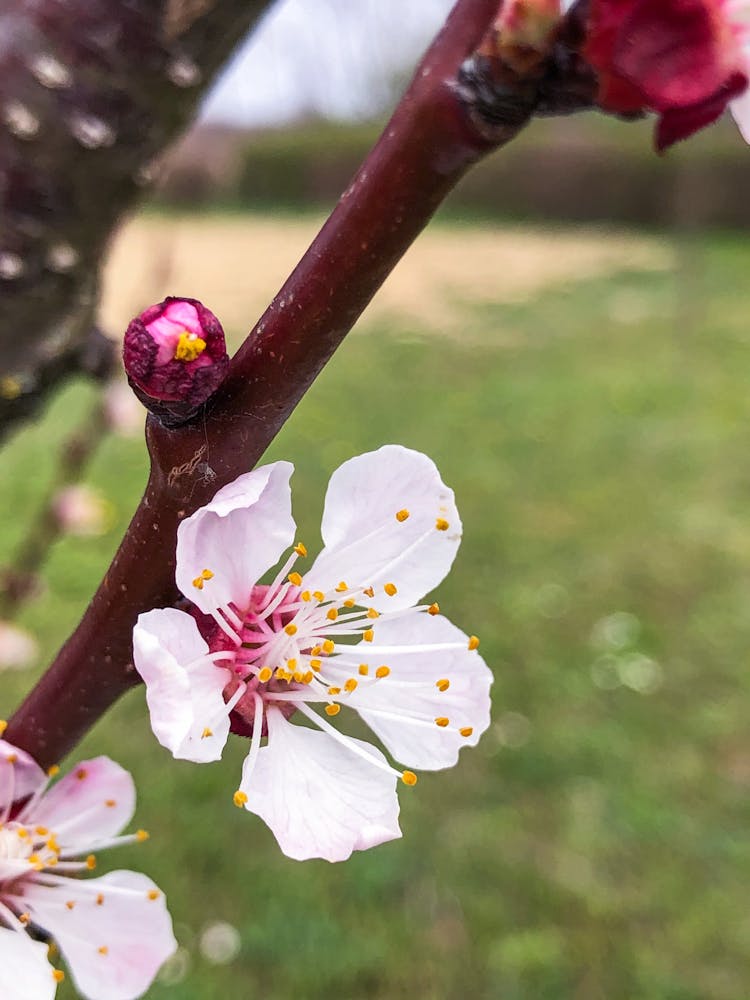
xmin=344 ymin=678 xmax=358 ymax=693
xmin=435 ymin=518 xmax=449 ymax=531
xmin=104 ymin=800 xmax=116 ymax=810
xmin=322 ymin=639 xmax=335 ymax=655
xmin=436 ymin=679 xmax=450 ymax=692
xmin=313 ymin=590 xmax=325 ymax=602
xmin=287 ymin=658 xmax=298 ymax=670
xmin=344 ymin=598 xmax=355 ymax=608
xmin=174 ymin=331 xmax=207 ymax=363
xmin=293 ymin=671 xmax=304 ymax=683
xmin=363 ymin=586 xmax=375 ymax=598
xmin=460 ymin=727 xmax=474 ymax=738
xmin=301 ymin=590 xmax=311 ymax=602
xmin=428 ymin=602 xmax=440 ymax=616
xmin=358 ymin=664 xmax=369 ymax=676
xmin=384 ymin=582 xmax=397 ymax=596
xmin=294 ymin=542 xmax=308 ymax=557
xmin=192 ymin=576 xmax=204 ymax=590
xmin=302 ymin=671 xmax=314 ymax=685
xmin=0 ymin=721 xmax=6 ymax=736
xmin=98 ymin=946 xmax=109 ymax=956
xmin=309 ymin=659 xmax=322 ymax=671
xmin=201 ymin=727 xmax=213 ymax=739
xmin=468 ymin=635 xmax=480 ymax=650
xmin=435 ymin=717 xmax=450 ymax=728
xmin=148 ymin=890 xmax=161 ymax=901
xmin=311 ymin=645 xmax=322 ymax=655
xmin=96 ymin=894 xmax=104 ymax=906
xmin=335 ymin=581 xmax=348 ymax=592
xmin=5 ymin=753 xmax=16 ymax=764
xmin=327 ymin=686 xmax=342 ymax=696
xmin=17 ymin=827 xmax=28 ymax=839
xmin=258 ymin=667 xmax=273 ymax=683
xmin=47 ymin=765 xmax=60 ymax=778
xmin=65 ymin=901 xmax=75 ymax=910
xmin=52 ymin=970 xmax=65 ymax=984
xmin=86 ymin=855 xmax=97 ymax=870
xmin=28 ymin=853 xmax=40 ymax=866
xmin=326 ymin=607 xmax=339 ymax=622
xmin=0 ymin=376 xmax=22 ymax=400
xmin=396 ymin=509 xmax=410 ymax=522
xmin=375 ymin=665 xmax=390 ymax=679
xmin=201 ymin=569 xmax=214 ymax=580
xmin=325 ymin=704 xmax=341 ymax=717
xmin=284 ymin=623 xmax=298 ymax=636
xmin=35 ymin=826 xmax=48 ymax=837
xmin=233 ymin=790 xmax=248 ymax=807
xmin=275 ymin=667 xmax=289 ymax=680
xmin=136 ymin=829 xmax=149 ymax=842
xmin=363 ymin=629 xmax=374 ymax=642
xmin=366 ymin=608 xmax=379 ymax=619
xmin=19 ymin=913 xmax=30 ymax=924
xmin=288 ymin=572 xmax=303 ymax=588
xmin=402 ymin=771 xmax=418 ymax=786
xmin=76 ymin=768 xmax=87 ymax=781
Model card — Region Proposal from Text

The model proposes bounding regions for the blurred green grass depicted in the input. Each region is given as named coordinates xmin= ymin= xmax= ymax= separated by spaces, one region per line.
xmin=2 ymin=224 xmax=750 ymax=999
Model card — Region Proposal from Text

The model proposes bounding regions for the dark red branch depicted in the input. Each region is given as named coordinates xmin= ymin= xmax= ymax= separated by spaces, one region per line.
xmin=6 ymin=0 xmax=589 ymax=767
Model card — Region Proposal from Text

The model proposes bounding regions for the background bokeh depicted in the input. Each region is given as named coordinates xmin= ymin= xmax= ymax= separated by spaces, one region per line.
xmin=3 ymin=2 xmax=750 ymax=997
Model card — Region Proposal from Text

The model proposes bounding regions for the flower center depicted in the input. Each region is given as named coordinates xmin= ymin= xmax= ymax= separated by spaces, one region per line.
xmin=173 ymin=331 xmax=206 ymax=362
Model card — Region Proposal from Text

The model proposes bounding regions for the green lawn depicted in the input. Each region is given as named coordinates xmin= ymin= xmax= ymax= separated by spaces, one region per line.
xmin=2 ymin=224 xmax=750 ymax=999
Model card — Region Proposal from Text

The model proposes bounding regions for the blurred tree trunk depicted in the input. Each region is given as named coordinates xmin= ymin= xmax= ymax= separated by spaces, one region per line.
xmin=0 ymin=0 xmax=272 ymax=439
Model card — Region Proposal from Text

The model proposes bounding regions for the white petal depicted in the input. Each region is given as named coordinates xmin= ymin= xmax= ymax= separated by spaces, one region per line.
xmin=731 ymin=86 xmax=750 ymax=143
xmin=346 ymin=613 xmax=492 ymax=770
xmin=23 ymin=870 xmax=177 ymax=1000
xmin=133 ymin=608 xmax=231 ymax=763
xmin=29 ymin=757 xmax=134 ymax=853
xmin=240 ymin=708 xmax=401 ymax=862
xmin=0 ymin=927 xmax=56 ymax=1000
xmin=307 ymin=446 xmax=461 ymax=610
xmin=0 ymin=739 xmax=46 ymax=804
xmin=176 ymin=462 xmax=295 ymax=615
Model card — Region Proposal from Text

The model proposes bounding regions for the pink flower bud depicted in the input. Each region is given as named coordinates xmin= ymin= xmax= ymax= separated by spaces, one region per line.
xmin=123 ymin=297 xmax=230 ymax=422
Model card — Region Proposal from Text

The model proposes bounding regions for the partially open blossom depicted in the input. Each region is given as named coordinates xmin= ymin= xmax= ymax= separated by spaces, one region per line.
xmin=52 ymin=485 xmax=112 ymax=537
xmin=583 ymin=0 xmax=750 ymax=149
xmin=0 ymin=738 xmax=176 ymax=999
xmin=123 ymin=297 xmax=229 ymax=421
xmin=133 ymin=446 xmax=492 ymax=863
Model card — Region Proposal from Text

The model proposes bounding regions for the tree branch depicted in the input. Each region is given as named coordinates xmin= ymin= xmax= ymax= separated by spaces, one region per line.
xmin=0 ymin=0 xmax=273 ymax=443
xmin=6 ymin=0 xmax=594 ymax=767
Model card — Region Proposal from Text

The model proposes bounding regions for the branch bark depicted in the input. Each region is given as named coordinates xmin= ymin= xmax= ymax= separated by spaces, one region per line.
xmin=0 ymin=0 xmax=273 ymax=442
xmin=6 ymin=0 xmax=594 ymax=766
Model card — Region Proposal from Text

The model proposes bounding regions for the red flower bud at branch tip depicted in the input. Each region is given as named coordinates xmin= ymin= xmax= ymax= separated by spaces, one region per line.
xmin=123 ymin=297 xmax=230 ymax=423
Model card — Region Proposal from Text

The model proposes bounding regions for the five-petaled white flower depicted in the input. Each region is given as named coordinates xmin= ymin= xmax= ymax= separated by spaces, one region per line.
xmin=0 ymin=737 xmax=176 ymax=1000
xmin=133 ymin=446 xmax=492 ymax=862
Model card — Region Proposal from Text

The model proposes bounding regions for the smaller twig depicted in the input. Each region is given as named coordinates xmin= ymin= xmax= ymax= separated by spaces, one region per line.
xmin=0 ymin=389 xmax=110 ymax=619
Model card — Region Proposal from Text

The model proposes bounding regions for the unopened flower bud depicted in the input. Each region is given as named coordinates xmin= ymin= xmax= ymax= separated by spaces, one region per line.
xmin=0 ymin=622 xmax=38 ymax=670
xmin=123 ymin=297 xmax=229 ymax=423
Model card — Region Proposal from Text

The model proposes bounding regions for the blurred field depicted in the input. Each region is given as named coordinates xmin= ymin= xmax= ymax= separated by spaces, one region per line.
xmin=2 ymin=214 xmax=750 ymax=999
xmin=100 ymin=213 xmax=671 ymax=339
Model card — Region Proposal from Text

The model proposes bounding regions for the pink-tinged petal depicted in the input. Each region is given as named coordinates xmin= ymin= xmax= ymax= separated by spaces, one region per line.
xmin=133 ymin=609 xmax=231 ymax=763
xmin=0 ymin=738 xmax=46 ymax=804
xmin=176 ymin=462 xmax=295 ymax=615
xmin=22 ymin=870 xmax=177 ymax=1000
xmin=346 ymin=613 xmax=492 ymax=770
xmin=731 ymin=85 xmax=750 ymax=142
xmin=307 ymin=446 xmax=461 ymax=610
xmin=30 ymin=757 xmax=134 ymax=853
xmin=0 ymin=928 xmax=56 ymax=1000
xmin=240 ymin=708 xmax=401 ymax=862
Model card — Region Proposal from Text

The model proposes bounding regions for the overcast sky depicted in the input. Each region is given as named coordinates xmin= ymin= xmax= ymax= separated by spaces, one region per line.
xmin=201 ymin=0 xmax=455 ymax=125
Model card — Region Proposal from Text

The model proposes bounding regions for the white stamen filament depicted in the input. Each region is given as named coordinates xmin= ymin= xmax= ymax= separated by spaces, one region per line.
xmin=292 ymin=701 xmax=403 ymax=780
